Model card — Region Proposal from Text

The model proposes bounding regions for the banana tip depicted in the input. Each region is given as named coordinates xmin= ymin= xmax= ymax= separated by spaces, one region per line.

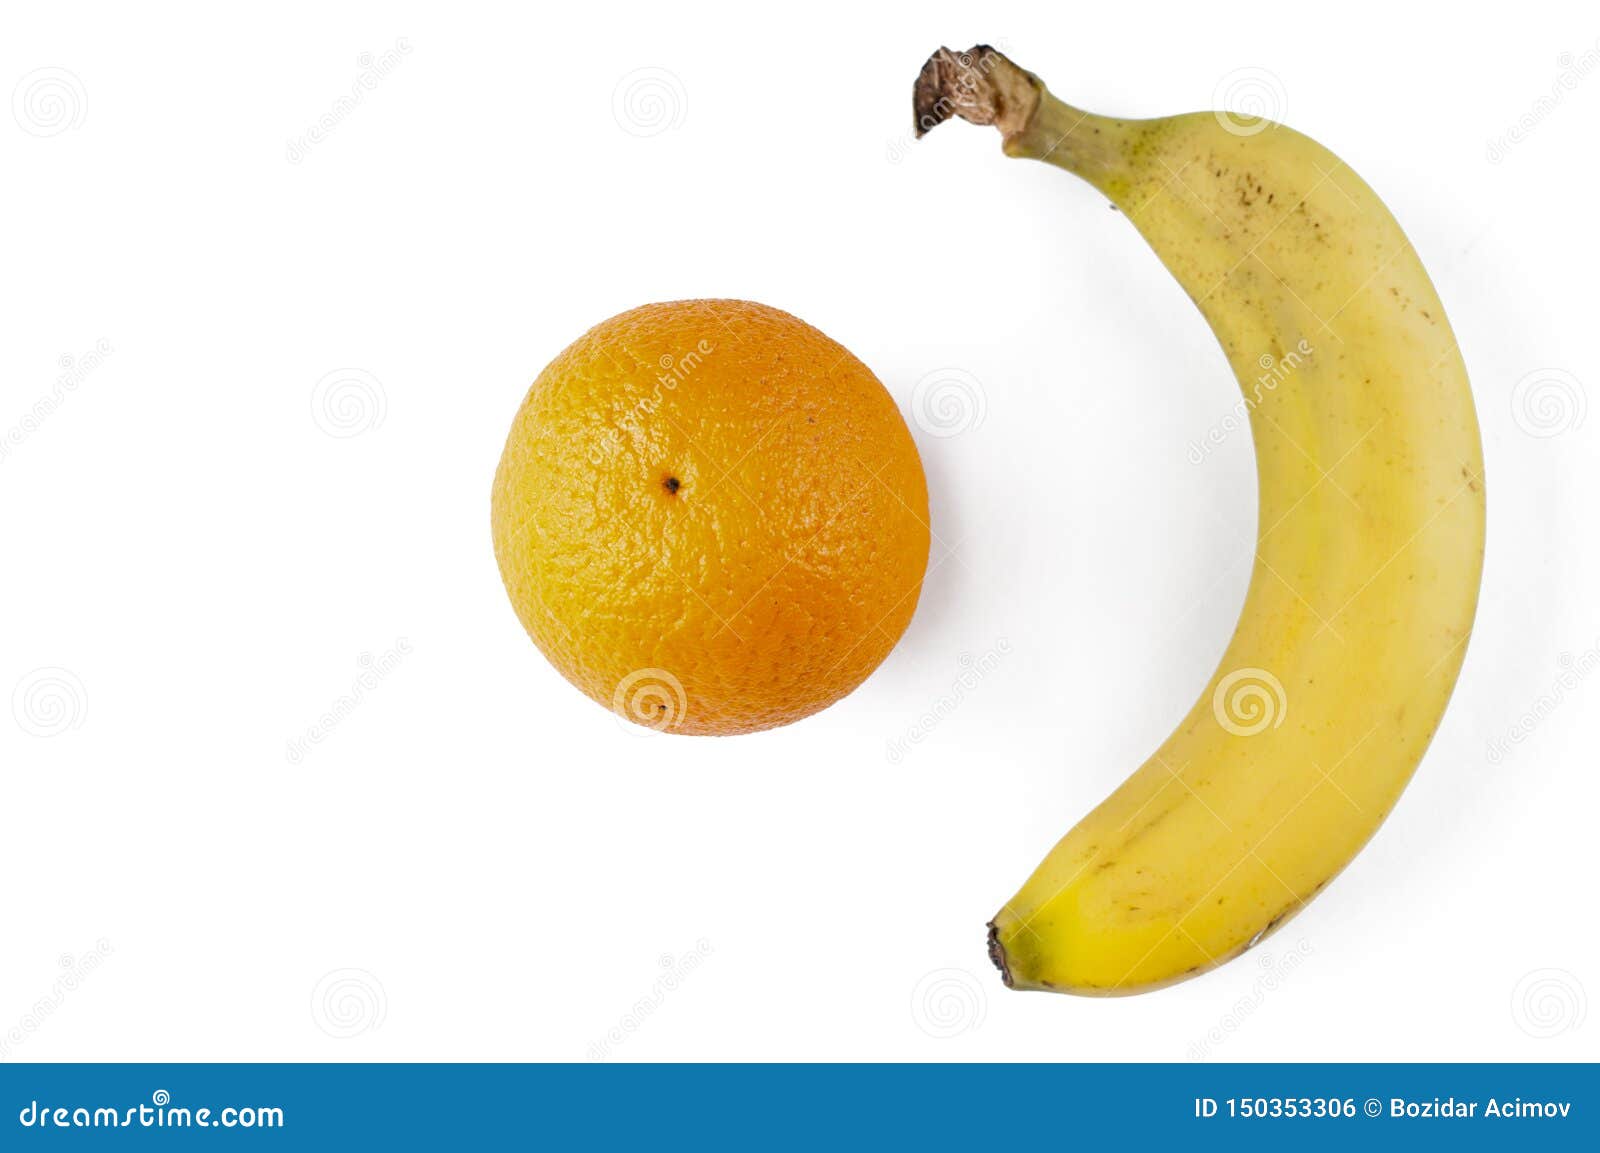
xmin=986 ymin=920 xmax=1014 ymax=988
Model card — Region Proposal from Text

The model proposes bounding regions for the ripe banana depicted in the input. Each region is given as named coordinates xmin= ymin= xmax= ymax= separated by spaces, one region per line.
xmin=915 ymin=47 xmax=1485 ymax=994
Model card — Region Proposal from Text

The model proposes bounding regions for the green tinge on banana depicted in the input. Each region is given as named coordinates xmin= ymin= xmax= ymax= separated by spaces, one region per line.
xmin=916 ymin=47 xmax=1485 ymax=995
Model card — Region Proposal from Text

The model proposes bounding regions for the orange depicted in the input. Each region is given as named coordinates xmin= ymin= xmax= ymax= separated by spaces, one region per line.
xmin=491 ymin=299 xmax=931 ymax=735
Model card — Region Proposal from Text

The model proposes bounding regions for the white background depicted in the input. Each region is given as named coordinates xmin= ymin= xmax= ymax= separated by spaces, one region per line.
xmin=3 ymin=0 xmax=1596 ymax=1062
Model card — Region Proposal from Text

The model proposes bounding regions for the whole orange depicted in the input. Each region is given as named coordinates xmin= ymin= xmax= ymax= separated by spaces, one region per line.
xmin=491 ymin=299 xmax=931 ymax=735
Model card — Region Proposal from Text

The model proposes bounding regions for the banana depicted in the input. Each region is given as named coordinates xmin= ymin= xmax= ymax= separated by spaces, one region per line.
xmin=914 ymin=47 xmax=1485 ymax=994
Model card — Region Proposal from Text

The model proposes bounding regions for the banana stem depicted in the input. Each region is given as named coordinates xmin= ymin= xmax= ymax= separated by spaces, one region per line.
xmin=913 ymin=46 xmax=1132 ymax=194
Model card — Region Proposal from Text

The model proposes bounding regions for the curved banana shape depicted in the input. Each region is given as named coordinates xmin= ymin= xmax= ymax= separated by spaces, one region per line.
xmin=915 ymin=47 xmax=1485 ymax=994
